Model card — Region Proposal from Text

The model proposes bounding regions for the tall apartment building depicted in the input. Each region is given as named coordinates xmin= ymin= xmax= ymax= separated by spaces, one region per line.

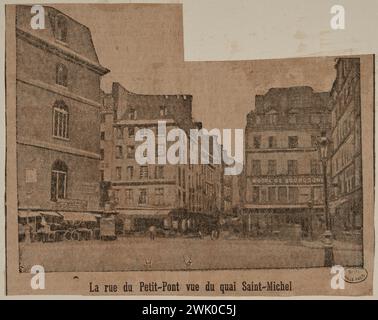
xmin=100 ymin=83 xmax=223 ymax=232
xmin=16 ymin=6 xmax=109 ymax=219
xmin=242 ymin=86 xmax=331 ymax=237
xmin=329 ymin=58 xmax=362 ymax=234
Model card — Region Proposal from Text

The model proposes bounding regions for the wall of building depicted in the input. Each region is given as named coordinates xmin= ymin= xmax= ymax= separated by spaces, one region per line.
xmin=16 ymin=6 xmax=107 ymax=214
xmin=17 ymin=144 xmax=100 ymax=211
xmin=330 ymin=58 xmax=362 ymax=232
xmin=17 ymin=38 xmax=102 ymax=103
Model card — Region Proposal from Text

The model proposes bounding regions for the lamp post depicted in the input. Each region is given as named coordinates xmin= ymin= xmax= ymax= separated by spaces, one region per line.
xmin=318 ymin=132 xmax=334 ymax=267
xmin=307 ymin=200 xmax=313 ymax=240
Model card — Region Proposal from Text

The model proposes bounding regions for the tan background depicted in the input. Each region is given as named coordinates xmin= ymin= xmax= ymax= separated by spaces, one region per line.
xmin=0 ymin=0 xmax=377 ymax=298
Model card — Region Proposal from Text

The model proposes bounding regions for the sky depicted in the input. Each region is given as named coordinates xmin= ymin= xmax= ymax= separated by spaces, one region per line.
xmin=54 ymin=3 xmax=337 ymax=131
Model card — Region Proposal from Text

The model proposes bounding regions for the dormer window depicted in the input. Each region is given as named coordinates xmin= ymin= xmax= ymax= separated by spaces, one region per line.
xmin=56 ymin=63 xmax=68 ymax=87
xmin=288 ymin=109 xmax=298 ymax=124
xmin=160 ymin=106 xmax=168 ymax=117
xmin=255 ymin=116 xmax=261 ymax=124
xmin=55 ymin=15 xmax=67 ymax=43
xmin=266 ymin=109 xmax=278 ymax=125
xmin=128 ymin=108 xmax=137 ymax=120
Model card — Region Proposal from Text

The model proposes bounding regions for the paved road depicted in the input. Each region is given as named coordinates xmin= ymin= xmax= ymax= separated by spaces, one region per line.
xmin=19 ymin=237 xmax=362 ymax=272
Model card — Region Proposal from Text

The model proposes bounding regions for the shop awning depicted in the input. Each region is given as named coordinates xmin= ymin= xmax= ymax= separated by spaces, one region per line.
xmin=40 ymin=211 xmax=62 ymax=218
xmin=59 ymin=211 xmax=98 ymax=222
xmin=118 ymin=209 xmax=171 ymax=219
xmin=243 ymin=204 xmax=324 ymax=209
xmin=18 ymin=211 xmax=41 ymax=218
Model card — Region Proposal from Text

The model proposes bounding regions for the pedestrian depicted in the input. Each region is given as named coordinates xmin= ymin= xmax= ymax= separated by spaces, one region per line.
xmin=24 ymin=223 xmax=31 ymax=244
xmin=149 ymin=225 xmax=156 ymax=240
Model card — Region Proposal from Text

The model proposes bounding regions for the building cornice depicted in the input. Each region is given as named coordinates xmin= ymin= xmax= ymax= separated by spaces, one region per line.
xmin=245 ymin=147 xmax=318 ymax=153
xmin=112 ymin=180 xmax=177 ymax=187
xmin=114 ymin=119 xmax=177 ymax=126
xmin=17 ymin=77 xmax=102 ymax=109
xmin=245 ymin=124 xmax=330 ymax=131
xmin=17 ymin=137 xmax=100 ymax=160
xmin=16 ymin=27 xmax=110 ymax=76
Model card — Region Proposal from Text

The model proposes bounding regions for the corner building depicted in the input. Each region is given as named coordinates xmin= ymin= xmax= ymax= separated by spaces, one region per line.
xmin=16 ymin=6 xmax=109 ymax=219
xmin=329 ymin=58 xmax=362 ymax=237
xmin=100 ymin=83 xmax=222 ymax=233
xmin=243 ymin=86 xmax=331 ymax=237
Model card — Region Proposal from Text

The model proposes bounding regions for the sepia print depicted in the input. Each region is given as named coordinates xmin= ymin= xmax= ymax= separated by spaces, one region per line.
xmin=5 ymin=3 xmax=374 ymax=295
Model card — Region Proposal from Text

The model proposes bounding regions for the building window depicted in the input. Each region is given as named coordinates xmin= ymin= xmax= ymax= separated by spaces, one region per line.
xmin=288 ymin=136 xmax=298 ymax=148
xmin=155 ymin=166 xmax=164 ymax=179
xmin=155 ymin=188 xmax=164 ymax=205
xmin=267 ymin=160 xmax=277 ymax=175
xmin=125 ymin=189 xmax=133 ymax=205
xmin=128 ymin=108 xmax=137 ymax=120
xmin=288 ymin=113 xmax=297 ymax=124
xmin=115 ymin=146 xmax=123 ymax=159
xmin=56 ymin=63 xmax=68 ymax=87
xmin=268 ymin=136 xmax=277 ymax=148
xmin=182 ymin=168 xmax=186 ymax=187
xmin=53 ymin=100 xmax=69 ymax=139
xmin=127 ymin=146 xmax=135 ymax=159
xmin=128 ymin=127 xmax=135 ymax=137
xmin=116 ymin=127 xmax=123 ymax=139
xmin=100 ymin=131 xmax=105 ymax=140
xmin=251 ymin=160 xmax=261 ymax=175
xmin=138 ymin=189 xmax=147 ymax=205
xmin=288 ymin=187 xmax=299 ymax=203
xmin=268 ymin=187 xmax=276 ymax=203
xmin=55 ymin=15 xmax=67 ymax=42
xmin=267 ymin=112 xmax=278 ymax=124
xmin=278 ymin=187 xmax=287 ymax=202
xmin=311 ymin=135 xmax=318 ymax=147
xmin=260 ymin=189 xmax=267 ymax=203
xmin=127 ymin=166 xmax=134 ymax=179
xmin=252 ymin=187 xmax=260 ymax=203
xmin=100 ymin=149 xmax=104 ymax=160
xmin=287 ymin=160 xmax=298 ymax=175
xmin=100 ymin=170 xmax=104 ymax=181
xmin=255 ymin=116 xmax=261 ymax=124
xmin=310 ymin=159 xmax=320 ymax=175
xmin=253 ymin=136 xmax=261 ymax=148
xmin=140 ymin=166 xmax=148 ymax=179
xmin=313 ymin=186 xmax=323 ymax=204
xmin=116 ymin=167 xmax=122 ymax=180
xmin=51 ymin=160 xmax=67 ymax=201
xmin=160 ymin=106 xmax=168 ymax=117
xmin=310 ymin=114 xmax=320 ymax=124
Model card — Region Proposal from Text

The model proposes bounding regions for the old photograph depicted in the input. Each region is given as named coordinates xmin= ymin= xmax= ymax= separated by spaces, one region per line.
xmin=5 ymin=3 xmax=374 ymax=296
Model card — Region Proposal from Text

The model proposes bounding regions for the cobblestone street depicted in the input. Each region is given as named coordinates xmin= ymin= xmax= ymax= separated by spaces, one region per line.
xmin=19 ymin=237 xmax=362 ymax=272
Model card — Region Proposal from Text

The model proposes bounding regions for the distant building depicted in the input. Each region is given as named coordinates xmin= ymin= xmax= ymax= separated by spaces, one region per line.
xmin=16 ymin=6 xmax=109 ymax=220
xmin=100 ymin=83 xmax=223 ymax=233
xmin=242 ymin=86 xmax=331 ymax=237
xmin=329 ymin=58 xmax=362 ymax=234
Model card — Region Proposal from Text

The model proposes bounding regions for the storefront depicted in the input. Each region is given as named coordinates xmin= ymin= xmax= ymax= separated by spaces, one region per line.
xmin=330 ymin=190 xmax=363 ymax=242
xmin=118 ymin=209 xmax=172 ymax=233
xmin=241 ymin=204 xmax=326 ymax=239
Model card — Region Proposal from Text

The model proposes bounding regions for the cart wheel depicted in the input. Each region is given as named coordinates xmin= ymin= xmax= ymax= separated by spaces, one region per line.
xmin=65 ymin=231 xmax=72 ymax=241
xmin=72 ymin=231 xmax=79 ymax=241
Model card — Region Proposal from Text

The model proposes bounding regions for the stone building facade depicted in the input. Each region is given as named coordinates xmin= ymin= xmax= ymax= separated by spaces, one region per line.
xmin=16 ymin=6 xmax=109 ymax=219
xmin=329 ymin=58 xmax=362 ymax=236
xmin=242 ymin=86 xmax=331 ymax=238
xmin=100 ymin=82 xmax=224 ymax=232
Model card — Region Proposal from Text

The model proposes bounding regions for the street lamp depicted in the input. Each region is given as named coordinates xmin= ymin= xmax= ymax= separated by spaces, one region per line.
xmin=307 ymin=200 xmax=313 ymax=240
xmin=318 ymin=132 xmax=334 ymax=267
